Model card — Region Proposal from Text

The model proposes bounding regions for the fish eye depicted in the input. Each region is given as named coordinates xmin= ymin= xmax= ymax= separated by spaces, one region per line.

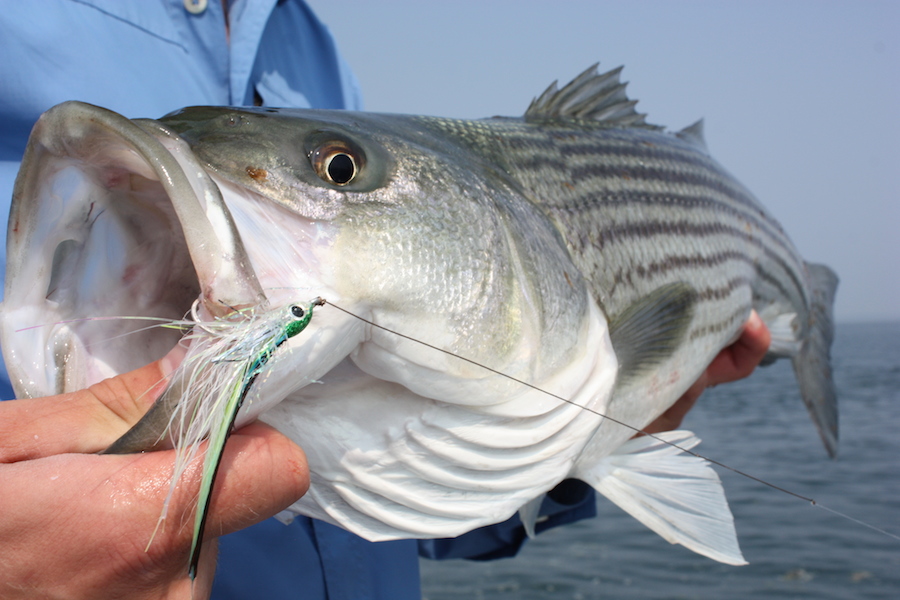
xmin=311 ymin=141 xmax=362 ymax=186
xmin=291 ymin=305 xmax=305 ymax=319
xmin=326 ymin=153 xmax=355 ymax=184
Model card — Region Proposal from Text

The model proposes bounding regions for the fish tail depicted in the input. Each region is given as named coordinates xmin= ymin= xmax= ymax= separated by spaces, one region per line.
xmin=792 ymin=262 xmax=839 ymax=457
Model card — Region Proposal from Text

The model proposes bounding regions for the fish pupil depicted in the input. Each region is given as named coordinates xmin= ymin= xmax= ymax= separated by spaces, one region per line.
xmin=291 ymin=305 xmax=305 ymax=319
xmin=327 ymin=153 xmax=356 ymax=184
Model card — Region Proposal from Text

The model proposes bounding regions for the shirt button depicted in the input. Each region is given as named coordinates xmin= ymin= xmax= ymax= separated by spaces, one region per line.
xmin=184 ymin=0 xmax=208 ymax=15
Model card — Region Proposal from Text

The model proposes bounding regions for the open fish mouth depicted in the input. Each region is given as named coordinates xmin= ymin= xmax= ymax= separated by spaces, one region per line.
xmin=0 ymin=102 xmax=317 ymax=398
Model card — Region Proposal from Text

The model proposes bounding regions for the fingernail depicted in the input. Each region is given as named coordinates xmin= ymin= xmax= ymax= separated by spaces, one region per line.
xmin=745 ymin=310 xmax=763 ymax=331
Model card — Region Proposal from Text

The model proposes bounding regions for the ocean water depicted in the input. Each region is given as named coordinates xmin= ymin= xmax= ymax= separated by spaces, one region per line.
xmin=420 ymin=322 xmax=900 ymax=599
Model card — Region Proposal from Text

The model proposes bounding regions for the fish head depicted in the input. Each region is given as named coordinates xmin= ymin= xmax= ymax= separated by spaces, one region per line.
xmin=1 ymin=102 xmax=606 ymax=419
xmin=169 ymin=106 xmax=607 ymax=410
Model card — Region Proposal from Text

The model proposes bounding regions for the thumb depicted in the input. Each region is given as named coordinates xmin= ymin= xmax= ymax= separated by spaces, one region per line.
xmin=0 ymin=419 xmax=307 ymax=599
xmin=0 ymin=356 xmax=175 ymax=462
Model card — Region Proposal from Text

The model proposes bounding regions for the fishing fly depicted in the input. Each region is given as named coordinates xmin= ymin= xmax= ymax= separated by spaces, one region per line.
xmin=144 ymin=297 xmax=324 ymax=580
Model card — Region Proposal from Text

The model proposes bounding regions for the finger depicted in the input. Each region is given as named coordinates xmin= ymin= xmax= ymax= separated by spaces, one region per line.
xmin=641 ymin=380 xmax=705 ymax=435
xmin=135 ymin=422 xmax=308 ymax=575
xmin=0 ymin=359 xmax=171 ymax=462
xmin=0 ymin=422 xmax=307 ymax=597
xmin=704 ymin=310 xmax=771 ymax=386
xmin=202 ymin=422 xmax=310 ymax=537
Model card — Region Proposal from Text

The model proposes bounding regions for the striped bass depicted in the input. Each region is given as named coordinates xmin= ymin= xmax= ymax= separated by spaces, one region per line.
xmin=0 ymin=65 xmax=837 ymax=566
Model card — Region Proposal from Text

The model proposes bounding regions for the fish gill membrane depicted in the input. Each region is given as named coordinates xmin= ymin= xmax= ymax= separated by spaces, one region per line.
xmin=3 ymin=64 xmax=881 ymax=582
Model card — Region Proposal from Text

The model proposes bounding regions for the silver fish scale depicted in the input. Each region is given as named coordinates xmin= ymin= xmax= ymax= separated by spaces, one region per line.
xmin=417 ymin=116 xmax=820 ymax=448
xmin=458 ymin=120 xmax=812 ymax=346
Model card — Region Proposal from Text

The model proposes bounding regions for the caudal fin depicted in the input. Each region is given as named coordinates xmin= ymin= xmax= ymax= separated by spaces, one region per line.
xmin=793 ymin=262 xmax=839 ymax=457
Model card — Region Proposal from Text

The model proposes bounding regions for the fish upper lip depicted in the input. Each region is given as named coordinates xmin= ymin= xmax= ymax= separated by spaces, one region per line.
xmin=129 ymin=116 xmax=268 ymax=316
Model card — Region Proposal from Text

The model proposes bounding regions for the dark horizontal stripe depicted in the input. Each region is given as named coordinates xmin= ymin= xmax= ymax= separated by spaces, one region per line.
xmin=624 ymin=250 xmax=751 ymax=279
xmin=689 ymin=304 xmax=752 ymax=342
xmin=696 ymin=275 xmax=753 ymax=302
xmin=556 ymin=141 xmax=720 ymax=176
xmin=607 ymin=251 xmax=753 ymax=297
xmin=510 ymin=143 xmax=719 ymax=177
xmin=594 ymin=219 xmax=739 ymax=248
xmin=499 ymin=122 xmax=672 ymax=153
xmin=586 ymin=219 xmax=804 ymax=305
xmin=567 ymin=162 xmax=758 ymax=211
xmin=554 ymin=189 xmax=793 ymax=261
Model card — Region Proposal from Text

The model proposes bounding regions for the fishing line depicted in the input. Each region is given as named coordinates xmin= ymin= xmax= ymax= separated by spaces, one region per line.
xmin=15 ymin=314 xmax=188 ymax=332
xmin=20 ymin=299 xmax=896 ymax=543
xmin=322 ymin=298 xmax=900 ymax=543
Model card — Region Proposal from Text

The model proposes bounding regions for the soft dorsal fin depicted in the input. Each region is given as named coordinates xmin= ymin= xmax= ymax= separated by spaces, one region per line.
xmin=525 ymin=63 xmax=660 ymax=128
xmin=608 ymin=282 xmax=697 ymax=388
xmin=675 ymin=119 xmax=709 ymax=154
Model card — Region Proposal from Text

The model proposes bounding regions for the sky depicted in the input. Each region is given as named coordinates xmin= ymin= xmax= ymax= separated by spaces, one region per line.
xmin=306 ymin=0 xmax=899 ymax=323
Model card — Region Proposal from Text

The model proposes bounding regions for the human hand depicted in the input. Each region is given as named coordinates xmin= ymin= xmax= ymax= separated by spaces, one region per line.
xmin=643 ymin=311 xmax=772 ymax=435
xmin=0 ymin=358 xmax=308 ymax=599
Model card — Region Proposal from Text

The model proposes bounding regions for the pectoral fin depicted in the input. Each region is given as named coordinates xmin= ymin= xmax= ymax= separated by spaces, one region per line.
xmin=608 ymin=282 xmax=697 ymax=388
xmin=574 ymin=430 xmax=746 ymax=565
xmin=102 ymin=380 xmax=184 ymax=454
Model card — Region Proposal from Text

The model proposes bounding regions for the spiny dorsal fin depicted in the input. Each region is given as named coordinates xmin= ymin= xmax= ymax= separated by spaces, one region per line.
xmin=675 ymin=119 xmax=709 ymax=154
xmin=525 ymin=63 xmax=660 ymax=128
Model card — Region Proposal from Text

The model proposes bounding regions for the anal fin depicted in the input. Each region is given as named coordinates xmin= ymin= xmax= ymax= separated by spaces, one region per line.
xmin=574 ymin=430 xmax=746 ymax=565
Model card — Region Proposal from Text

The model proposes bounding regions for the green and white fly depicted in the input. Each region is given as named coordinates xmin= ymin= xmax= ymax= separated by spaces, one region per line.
xmin=106 ymin=297 xmax=324 ymax=579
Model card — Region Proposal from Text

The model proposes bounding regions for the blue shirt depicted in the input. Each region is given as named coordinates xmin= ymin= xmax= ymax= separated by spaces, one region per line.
xmin=0 ymin=3 xmax=595 ymax=597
